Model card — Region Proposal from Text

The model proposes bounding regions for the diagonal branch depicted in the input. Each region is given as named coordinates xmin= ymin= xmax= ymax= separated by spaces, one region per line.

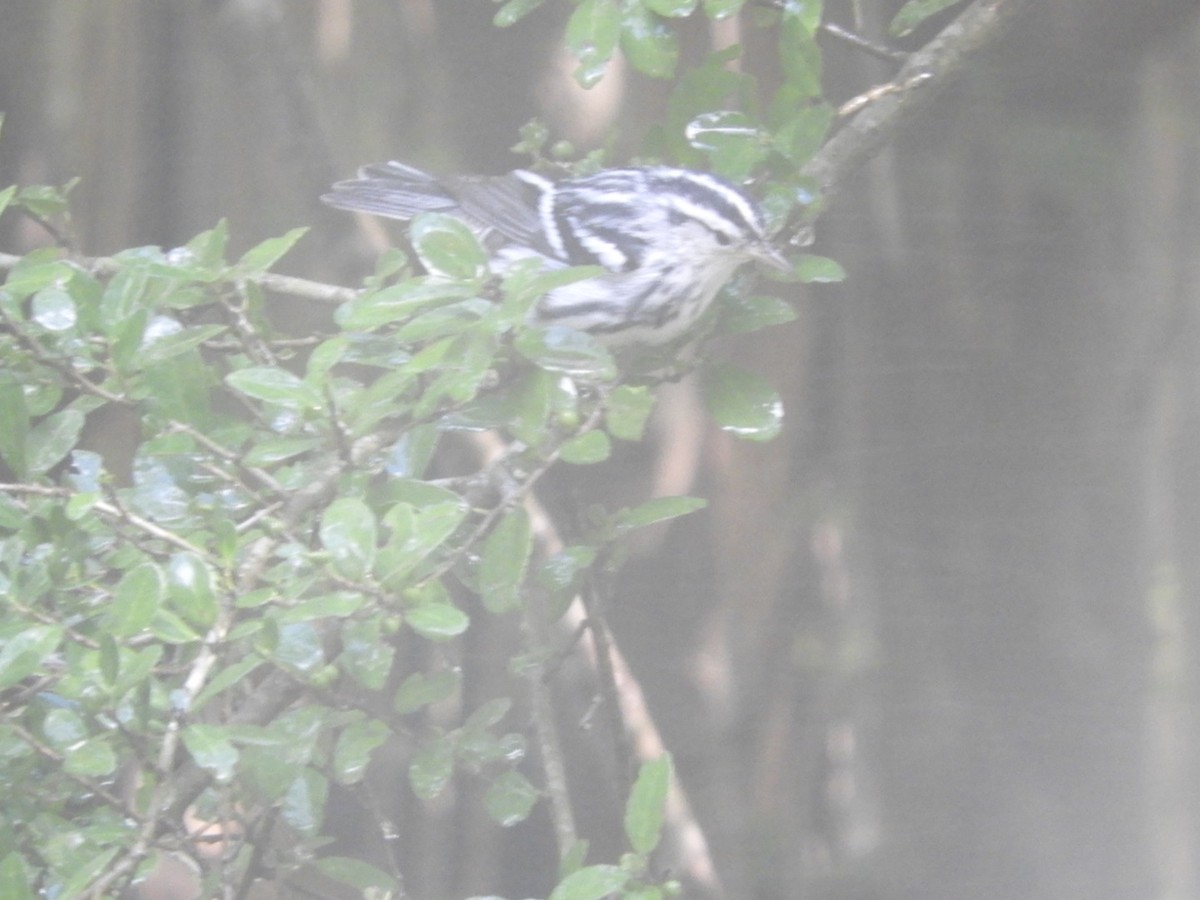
xmin=794 ymin=0 xmax=1037 ymax=233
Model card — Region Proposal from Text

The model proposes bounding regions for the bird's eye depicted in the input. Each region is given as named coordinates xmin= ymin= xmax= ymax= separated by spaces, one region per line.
xmin=713 ymin=231 xmax=734 ymax=247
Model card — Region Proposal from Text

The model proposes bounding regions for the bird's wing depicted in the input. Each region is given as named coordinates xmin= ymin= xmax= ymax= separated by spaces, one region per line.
xmin=322 ymin=161 xmax=457 ymax=220
xmin=323 ymin=162 xmax=557 ymax=257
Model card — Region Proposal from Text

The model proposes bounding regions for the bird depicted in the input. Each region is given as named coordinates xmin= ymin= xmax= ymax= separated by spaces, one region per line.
xmin=323 ymin=161 xmax=790 ymax=348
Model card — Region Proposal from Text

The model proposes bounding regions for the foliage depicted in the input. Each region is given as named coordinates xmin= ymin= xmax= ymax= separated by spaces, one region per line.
xmin=0 ymin=1 xmax=849 ymax=897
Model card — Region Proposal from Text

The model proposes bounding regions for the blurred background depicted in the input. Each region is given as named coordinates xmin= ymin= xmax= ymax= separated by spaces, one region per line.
xmin=3 ymin=1 xmax=1200 ymax=898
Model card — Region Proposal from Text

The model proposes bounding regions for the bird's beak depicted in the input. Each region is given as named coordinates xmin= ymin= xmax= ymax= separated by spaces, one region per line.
xmin=752 ymin=242 xmax=792 ymax=273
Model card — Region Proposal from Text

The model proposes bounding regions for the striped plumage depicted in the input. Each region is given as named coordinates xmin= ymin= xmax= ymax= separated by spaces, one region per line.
xmin=323 ymin=162 xmax=789 ymax=346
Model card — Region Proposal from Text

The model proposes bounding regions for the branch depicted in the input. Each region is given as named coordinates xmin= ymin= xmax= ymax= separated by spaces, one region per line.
xmin=0 ymin=251 xmax=357 ymax=306
xmin=794 ymin=0 xmax=1037 ymax=232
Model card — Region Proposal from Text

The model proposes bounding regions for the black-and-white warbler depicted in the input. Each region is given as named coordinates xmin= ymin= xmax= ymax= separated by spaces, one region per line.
xmin=323 ymin=162 xmax=790 ymax=347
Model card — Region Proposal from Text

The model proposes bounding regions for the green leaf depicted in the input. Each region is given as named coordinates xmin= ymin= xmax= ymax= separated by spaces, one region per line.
xmin=565 ymin=0 xmax=622 ymax=87
xmin=559 ymin=429 xmax=612 ymax=465
xmin=242 ymin=435 xmax=322 ymax=466
xmin=795 ymin=253 xmax=846 ymax=283
xmin=339 ymin=618 xmax=395 ymax=690
xmin=108 ymin=562 xmax=165 ymax=637
xmin=166 ymin=552 xmax=218 ymax=630
xmin=16 ymin=183 xmax=72 ymax=219
xmin=0 ymin=625 xmax=63 ymax=690
xmin=282 ymin=768 xmax=329 ymax=835
xmin=394 ymin=669 xmax=460 ymax=714
xmin=548 ymin=864 xmax=631 ymax=900
xmin=409 ymin=213 xmax=488 ymax=280
xmin=406 ymin=602 xmax=470 ymax=641
xmin=235 ymin=226 xmax=308 ymax=272
xmin=720 ymin=293 xmax=797 ymax=335
xmin=139 ymin=324 xmax=227 ymax=365
xmin=606 ymin=384 xmax=655 ymax=441
xmin=0 ymin=185 xmax=17 ymax=220
xmin=479 ymin=507 xmax=532 ymax=614
xmin=26 ymin=408 xmax=85 ymax=475
xmin=0 ymin=853 xmax=36 ymax=900
xmin=332 ymin=719 xmax=391 ymax=784
xmin=182 ymin=724 xmax=240 ymax=783
xmin=773 ymin=103 xmax=834 ymax=165
xmin=193 ymin=656 xmax=264 ymax=710
xmin=779 ymin=15 xmax=824 ymax=98
xmin=320 ymin=497 xmax=378 ymax=581
xmin=890 ymin=0 xmax=962 ymax=36
xmin=610 ymin=496 xmax=707 ymax=535
xmin=624 ymin=754 xmax=672 ymax=854
xmin=514 ymin=325 xmax=618 ymax=381
xmin=486 ymin=770 xmax=541 ymax=826
xmin=494 ymin=0 xmax=548 ymax=27
xmin=64 ymin=736 xmax=118 ymax=778
xmin=312 ymin=858 xmax=399 ymax=894
xmin=645 ymin=0 xmax=698 ymax=16
xmin=686 ymin=110 xmax=768 ymax=181
xmin=701 ymin=0 xmax=745 ymax=19
xmin=409 ymin=735 xmax=455 ymax=800
xmin=701 ymin=362 xmax=784 ymax=441
xmin=225 ymin=366 xmax=323 ymax=410
xmin=270 ymin=621 xmax=326 ymax=673
xmin=620 ymin=5 xmax=679 ymax=79
xmin=30 ymin=287 xmax=77 ymax=332
xmin=0 ymin=375 xmax=30 ymax=477
xmin=336 ymin=278 xmax=478 ymax=330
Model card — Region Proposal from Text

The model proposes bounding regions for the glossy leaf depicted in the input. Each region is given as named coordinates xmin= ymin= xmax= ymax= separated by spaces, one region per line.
xmin=485 ymin=770 xmax=541 ymax=826
xmin=26 ymin=408 xmax=84 ymax=475
xmin=514 ymin=325 xmax=618 ymax=381
xmin=225 ymin=366 xmax=323 ymax=410
xmin=336 ymin=279 xmax=478 ymax=330
xmin=645 ymin=0 xmax=698 ymax=16
xmin=410 ymin=213 xmax=488 ymax=280
xmin=701 ymin=362 xmax=784 ymax=441
xmin=559 ymin=429 xmax=612 ymax=465
xmin=30 ymin=287 xmax=77 ymax=332
xmin=611 ymin=495 xmax=707 ymax=536
xmin=480 ymin=507 xmax=532 ymax=614
xmin=701 ymin=0 xmax=745 ymax=19
xmin=795 ymin=253 xmax=846 ymax=283
xmin=890 ymin=0 xmax=961 ymax=36
xmin=394 ymin=669 xmax=461 ymax=714
xmin=281 ymin=768 xmax=328 ymax=835
xmin=320 ymin=497 xmax=378 ymax=581
xmin=606 ymin=384 xmax=655 ymax=441
xmin=779 ymin=16 xmax=824 ymax=98
xmin=409 ymin=736 xmax=456 ymax=800
xmin=166 ymin=552 xmax=218 ymax=630
xmin=109 ymin=562 xmax=165 ymax=637
xmin=182 ymin=724 xmax=239 ymax=783
xmin=720 ymin=293 xmax=797 ymax=334
xmin=493 ymin=0 xmax=548 ymax=26
xmin=0 ymin=375 xmax=30 ymax=477
xmin=548 ymin=865 xmax=631 ymax=900
xmin=332 ymin=719 xmax=391 ymax=784
xmin=620 ymin=5 xmax=679 ymax=79
xmin=624 ymin=754 xmax=672 ymax=854
xmin=235 ymin=226 xmax=308 ymax=272
xmin=0 ymin=625 xmax=63 ymax=690
xmin=406 ymin=601 xmax=470 ymax=641
xmin=565 ymin=0 xmax=622 ymax=88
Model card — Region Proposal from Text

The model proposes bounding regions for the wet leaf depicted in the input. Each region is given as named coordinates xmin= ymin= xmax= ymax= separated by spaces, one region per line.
xmin=410 ymin=213 xmax=488 ymax=280
xmin=701 ymin=362 xmax=784 ymax=441
xmin=486 ymin=770 xmax=540 ymax=826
